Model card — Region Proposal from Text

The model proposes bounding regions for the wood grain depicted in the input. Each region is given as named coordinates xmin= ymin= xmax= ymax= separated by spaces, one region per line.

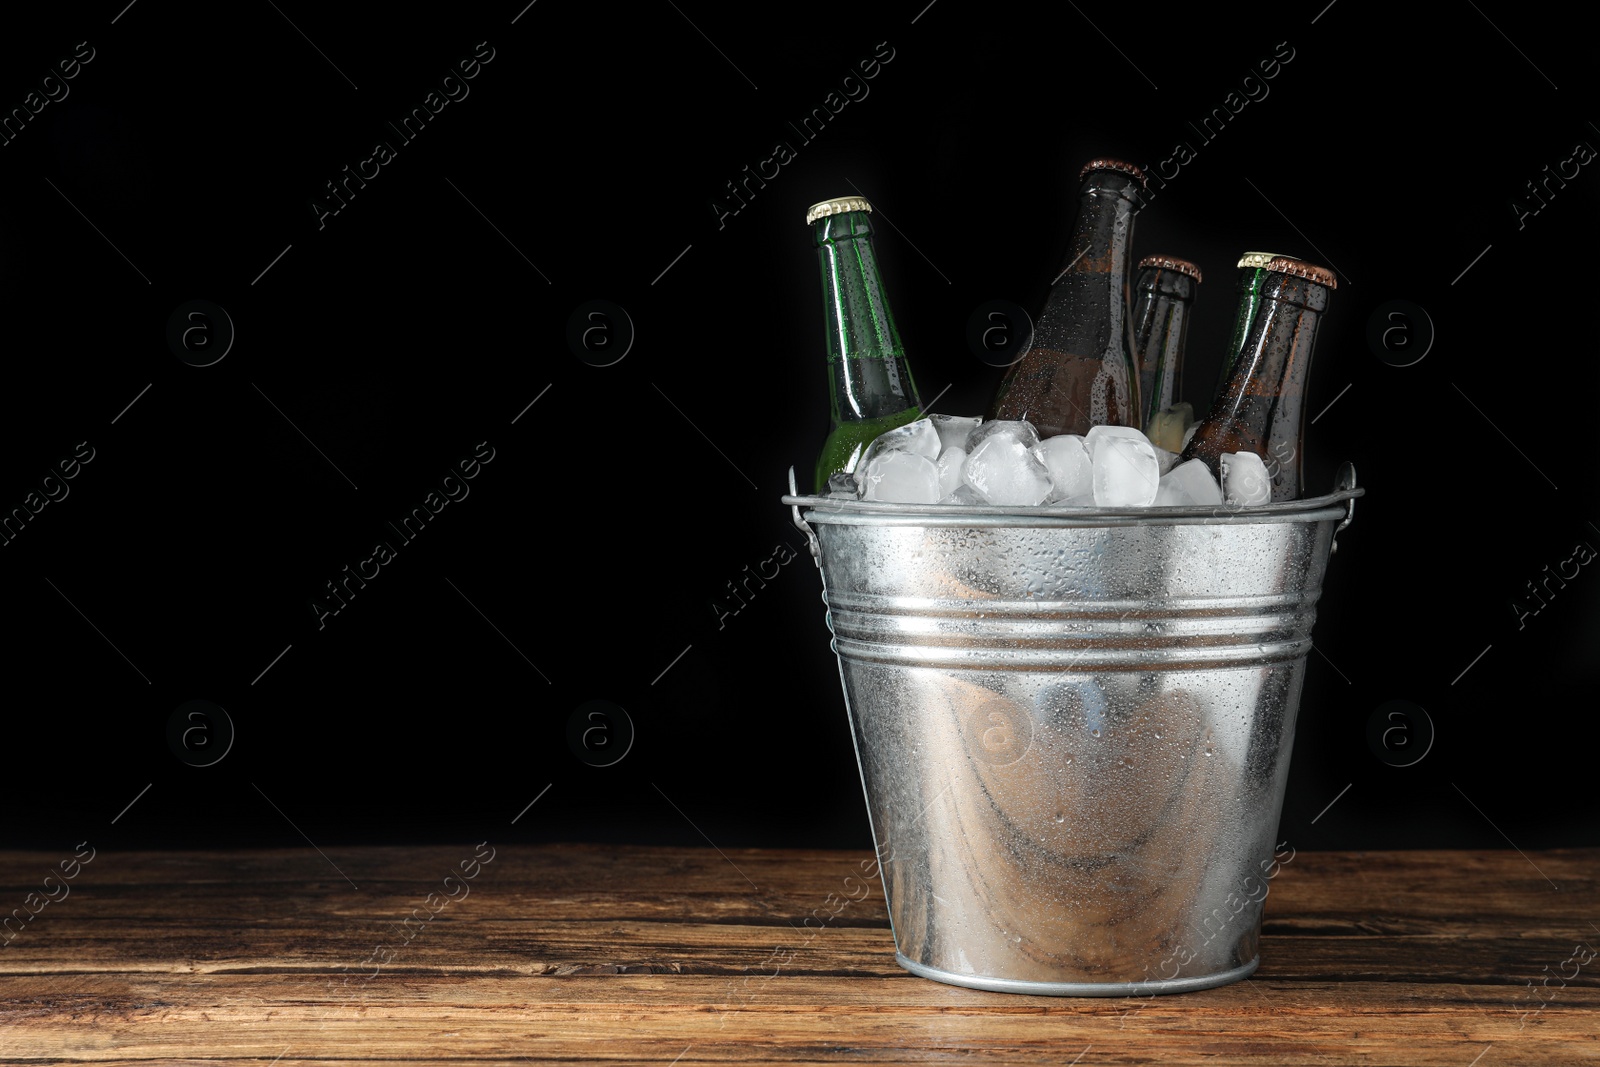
xmin=1 ymin=844 xmax=1596 ymax=1064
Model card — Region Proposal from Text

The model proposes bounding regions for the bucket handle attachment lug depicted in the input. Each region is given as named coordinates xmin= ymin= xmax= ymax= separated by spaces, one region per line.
xmin=788 ymin=466 xmax=823 ymax=565
xmin=1331 ymin=462 xmax=1357 ymax=554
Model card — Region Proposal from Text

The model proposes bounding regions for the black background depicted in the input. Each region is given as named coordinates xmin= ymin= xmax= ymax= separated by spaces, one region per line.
xmin=2 ymin=1 xmax=1595 ymax=857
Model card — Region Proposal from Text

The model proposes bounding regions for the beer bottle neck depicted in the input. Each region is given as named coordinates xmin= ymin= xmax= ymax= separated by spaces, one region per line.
xmin=1214 ymin=267 xmax=1269 ymax=392
xmin=815 ymin=212 xmax=905 ymax=364
xmin=1209 ymin=271 xmax=1328 ymax=433
xmin=814 ymin=211 xmax=918 ymax=422
xmin=1036 ymin=172 xmax=1145 ymax=352
xmin=1134 ymin=267 xmax=1197 ymax=422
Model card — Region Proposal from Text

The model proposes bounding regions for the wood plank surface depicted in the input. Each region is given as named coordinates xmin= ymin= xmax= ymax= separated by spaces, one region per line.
xmin=1 ymin=844 xmax=1596 ymax=1064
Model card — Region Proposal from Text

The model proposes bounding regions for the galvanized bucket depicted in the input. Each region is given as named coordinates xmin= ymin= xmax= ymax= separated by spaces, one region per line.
xmin=783 ymin=463 xmax=1362 ymax=996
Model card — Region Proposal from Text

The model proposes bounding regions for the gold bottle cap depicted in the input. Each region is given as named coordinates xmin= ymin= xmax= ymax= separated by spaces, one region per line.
xmin=1236 ymin=251 xmax=1284 ymax=269
xmin=805 ymin=196 xmax=872 ymax=224
xmin=1263 ymin=255 xmax=1337 ymax=290
xmin=1137 ymin=255 xmax=1202 ymax=283
xmin=1078 ymin=159 xmax=1148 ymax=189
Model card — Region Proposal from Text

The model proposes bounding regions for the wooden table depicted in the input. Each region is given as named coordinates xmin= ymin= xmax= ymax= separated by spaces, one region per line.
xmin=2 ymin=844 xmax=1595 ymax=1064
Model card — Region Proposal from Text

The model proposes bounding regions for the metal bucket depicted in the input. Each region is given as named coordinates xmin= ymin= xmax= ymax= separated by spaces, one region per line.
xmin=782 ymin=464 xmax=1362 ymax=996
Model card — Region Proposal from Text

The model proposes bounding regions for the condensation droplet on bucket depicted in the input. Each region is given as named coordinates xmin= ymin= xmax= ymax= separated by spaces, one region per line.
xmin=1090 ymin=728 xmax=1101 ymax=738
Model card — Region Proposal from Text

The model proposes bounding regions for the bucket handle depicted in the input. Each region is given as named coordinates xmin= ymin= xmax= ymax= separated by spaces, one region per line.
xmin=788 ymin=467 xmax=823 ymax=564
xmin=1331 ymin=462 xmax=1357 ymax=555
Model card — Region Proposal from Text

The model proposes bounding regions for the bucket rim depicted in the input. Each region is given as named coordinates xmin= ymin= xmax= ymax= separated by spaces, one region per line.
xmin=783 ymin=463 xmax=1362 ymax=529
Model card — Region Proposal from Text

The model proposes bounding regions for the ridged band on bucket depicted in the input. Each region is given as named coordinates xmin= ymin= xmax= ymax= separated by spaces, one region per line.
xmin=782 ymin=467 xmax=1360 ymax=995
xmin=823 ymin=584 xmax=1321 ymax=671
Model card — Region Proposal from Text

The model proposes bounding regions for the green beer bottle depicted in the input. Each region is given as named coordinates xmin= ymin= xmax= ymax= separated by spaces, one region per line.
xmin=809 ymin=196 xmax=923 ymax=493
xmin=1207 ymin=251 xmax=1283 ymax=397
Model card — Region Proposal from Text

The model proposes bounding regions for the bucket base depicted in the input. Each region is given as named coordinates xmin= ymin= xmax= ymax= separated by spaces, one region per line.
xmin=894 ymin=952 xmax=1259 ymax=997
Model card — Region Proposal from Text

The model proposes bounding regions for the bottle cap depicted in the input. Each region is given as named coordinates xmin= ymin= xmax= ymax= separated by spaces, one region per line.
xmin=1236 ymin=251 xmax=1283 ymax=269
xmin=1137 ymin=255 xmax=1202 ymax=283
xmin=1263 ymin=255 xmax=1337 ymax=290
xmin=806 ymin=197 xmax=872 ymax=224
xmin=1078 ymin=159 xmax=1148 ymax=189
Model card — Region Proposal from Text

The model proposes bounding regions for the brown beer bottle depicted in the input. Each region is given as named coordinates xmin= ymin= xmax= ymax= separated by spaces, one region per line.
xmin=1132 ymin=254 xmax=1202 ymax=426
xmin=1180 ymin=253 xmax=1336 ymax=501
xmin=988 ymin=159 xmax=1147 ymax=437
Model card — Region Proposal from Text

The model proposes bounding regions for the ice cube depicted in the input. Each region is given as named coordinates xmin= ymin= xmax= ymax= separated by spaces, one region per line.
xmin=938 ymin=484 xmax=986 ymax=505
xmin=1058 ymin=493 xmax=1097 ymax=507
xmin=1091 ymin=434 xmax=1161 ymax=507
xmin=1083 ymin=424 xmax=1151 ymax=461
xmin=966 ymin=419 xmax=1040 ymax=454
xmin=1153 ymin=458 xmax=1223 ymax=505
xmin=930 ymin=414 xmax=982 ymax=454
xmin=1180 ymin=422 xmax=1199 ymax=451
xmin=1153 ymin=444 xmax=1181 ymax=475
xmin=859 ymin=418 xmax=942 ymax=469
xmin=826 ymin=471 xmax=861 ymax=498
xmin=1035 ymin=435 xmax=1093 ymax=502
xmin=963 ymin=434 xmax=1053 ymax=506
xmin=1220 ymin=451 xmax=1271 ymax=507
xmin=860 ymin=450 xmax=942 ymax=503
xmin=936 ymin=446 xmax=967 ymax=498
